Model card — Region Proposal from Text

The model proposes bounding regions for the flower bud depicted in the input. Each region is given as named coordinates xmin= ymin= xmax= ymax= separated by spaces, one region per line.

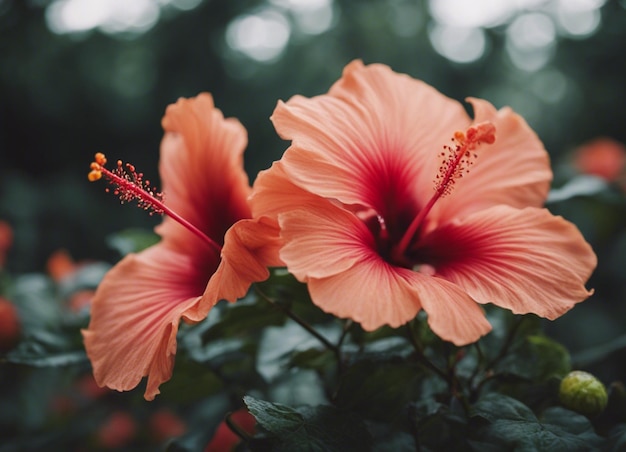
xmin=559 ymin=370 xmax=608 ymax=416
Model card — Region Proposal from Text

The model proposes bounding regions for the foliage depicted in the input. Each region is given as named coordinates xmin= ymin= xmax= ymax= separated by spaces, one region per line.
xmin=2 ymin=237 xmax=626 ymax=450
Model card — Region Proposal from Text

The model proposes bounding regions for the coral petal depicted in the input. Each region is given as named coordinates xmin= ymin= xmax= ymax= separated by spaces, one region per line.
xmin=83 ymin=245 xmax=210 ymax=400
xmin=271 ymin=61 xmax=469 ymax=212
xmin=422 ymin=206 xmax=596 ymax=319
xmin=157 ymin=93 xmax=251 ymax=250
xmin=433 ymin=98 xmax=552 ymax=224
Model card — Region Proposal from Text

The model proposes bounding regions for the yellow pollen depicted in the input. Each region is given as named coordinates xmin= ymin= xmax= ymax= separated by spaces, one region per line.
xmin=88 ymin=170 xmax=102 ymax=182
xmin=94 ymin=152 xmax=107 ymax=166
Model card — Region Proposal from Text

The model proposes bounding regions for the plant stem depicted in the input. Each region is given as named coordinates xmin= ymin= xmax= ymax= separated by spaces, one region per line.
xmin=405 ymin=322 xmax=448 ymax=382
xmin=225 ymin=411 xmax=254 ymax=443
xmin=255 ymin=286 xmax=339 ymax=355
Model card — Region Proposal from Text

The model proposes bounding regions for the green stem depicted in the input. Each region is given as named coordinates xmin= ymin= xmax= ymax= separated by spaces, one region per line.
xmin=225 ymin=411 xmax=254 ymax=443
xmin=405 ymin=322 xmax=448 ymax=382
xmin=470 ymin=316 xmax=525 ymax=399
xmin=255 ymin=286 xmax=339 ymax=355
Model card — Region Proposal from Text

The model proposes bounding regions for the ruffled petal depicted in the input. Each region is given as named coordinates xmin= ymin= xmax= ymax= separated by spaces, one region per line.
xmin=276 ymin=198 xmax=490 ymax=343
xmin=431 ymin=98 xmax=553 ymax=224
xmin=272 ymin=61 xmax=470 ymax=219
xmin=307 ymin=262 xmax=422 ymax=331
xmin=156 ymin=93 xmax=252 ymax=252
xmin=82 ymin=244 xmax=214 ymax=400
xmin=249 ymin=161 xmax=326 ymax=220
xmin=277 ymin=199 xmax=376 ymax=281
xmin=410 ymin=275 xmax=492 ymax=346
xmin=418 ymin=205 xmax=596 ymax=319
xmin=185 ymin=217 xmax=284 ymax=322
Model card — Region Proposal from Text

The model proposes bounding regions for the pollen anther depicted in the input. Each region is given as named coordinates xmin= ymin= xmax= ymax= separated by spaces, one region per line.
xmin=94 ymin=152 xmax=107 ymax=166
xmin=434 ymin=121 xmax=496 ymax=198
xmin=88 ymin=170 xmax=102 ymax=182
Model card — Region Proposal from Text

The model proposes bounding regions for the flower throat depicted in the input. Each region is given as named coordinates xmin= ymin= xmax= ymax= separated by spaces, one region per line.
xmin=88 ymin=153 xmax=222 ymax=254
xmin=390 ymin=122 xmax=496 ymax=264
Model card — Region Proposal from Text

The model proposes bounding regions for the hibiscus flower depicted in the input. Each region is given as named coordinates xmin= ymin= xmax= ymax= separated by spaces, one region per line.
xmin=83 ymin=93 xmax=281 ymax=400
xmin=250 ymin=61 xmax=596 ymax=346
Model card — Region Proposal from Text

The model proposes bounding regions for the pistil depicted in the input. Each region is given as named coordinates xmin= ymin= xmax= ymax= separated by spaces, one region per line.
xmin=88 ymin=153 xmax=222 ymax=255
xmin=392 ymin=122 xmax=496 ymax=263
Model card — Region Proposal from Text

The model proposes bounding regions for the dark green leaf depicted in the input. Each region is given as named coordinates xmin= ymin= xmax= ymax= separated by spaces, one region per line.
xmin=244 ymin=396 xmax=372 ymax=452
xmin=335 ymin=359 xmax=423 ymax=422
xmin=200 ymin=299 xmax=287 ymax=342
xmin=495 ymin=334 xmax=571 ymax=382
xmin=605 ymin=424 xmax=626 ymax=452
xmin=415 ymin=410 xmax=471 ymax=452
xmin=469 ymin=393 xmax=603 ymax=451
xmin=289 ymin=348 xmax=335 ymax=371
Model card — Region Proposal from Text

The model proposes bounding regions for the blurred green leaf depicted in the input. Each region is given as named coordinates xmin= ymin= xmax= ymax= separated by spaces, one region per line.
xmin=106 ymin=228 xmax=160 ymax=255
xmin=496 ymin=334 xmax=571 ymax=382
xmin=200 ymin=299 xmax=287 ymax=343
xmin=335 ymin=359 xmax=423 ymax=422
xmin=289 ymin=348 xmax=335 ymax=371
xmin=4 ymin=349 xmax=87 ymax=367
xmin=605 ymin=425 xmax=626 ymax=452
xmin=244 ymin=396 xmax=372 ymax=451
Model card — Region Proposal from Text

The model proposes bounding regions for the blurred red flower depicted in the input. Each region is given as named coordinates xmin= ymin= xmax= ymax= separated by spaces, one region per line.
xmin=573 ymin=137 xmax=626 ymax=182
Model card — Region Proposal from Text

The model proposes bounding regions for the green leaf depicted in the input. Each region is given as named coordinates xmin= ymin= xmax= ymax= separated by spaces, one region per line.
xmin=289 ymin=348 xmax=335 ymax=370
xmin=469 ymin=393 xmax=603 ymax=451
xmin=245 ymin=396 xmax=304 ymax=434
xmin=605 ymin=424 xmax=626 ymax=452
xmin=159 ymin=359 xmax=223 ymax=403
xmin=4 ymin=329 xmax=87 ymax=367
xmin=4 ymin=349 xmax=87 ymax=367
xmin=106 ymin=228 xmax=160 ymax=255
xmin=200 ymin=299 xmax=287 ymax=342
xmin=334 ymin=359 xmax=423 ymax=422
xmin=414 ymin=410 xmax=470 ymax=452
xmin=244 ymin=396 xmax=372 ymax=452
xmin=495 ymin=334 xmax=571 ymax=382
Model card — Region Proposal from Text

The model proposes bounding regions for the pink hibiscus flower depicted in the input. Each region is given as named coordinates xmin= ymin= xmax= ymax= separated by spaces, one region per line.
xmin=250 ymin=61 xmax=596 ymax=346
xmin=83 ymin=93 xmax=281 ymax=400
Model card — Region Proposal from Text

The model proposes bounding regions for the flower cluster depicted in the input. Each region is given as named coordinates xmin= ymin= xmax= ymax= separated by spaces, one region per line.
xmin=83 ymin=61 xmax=596 ymax=400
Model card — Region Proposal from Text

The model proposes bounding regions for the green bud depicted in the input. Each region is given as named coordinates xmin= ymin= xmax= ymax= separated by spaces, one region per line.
xmin=559 ymin=370 xmax=608 ymax=416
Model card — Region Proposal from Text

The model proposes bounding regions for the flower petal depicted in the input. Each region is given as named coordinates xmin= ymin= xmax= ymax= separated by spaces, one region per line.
xmin=307 ymin=262 xmax=422 ymax=332
xmin=82 ymin=245 xmax=214 ymax=400
xmin=432 ymin=98 xmax=553 ymax=224
xmin=277 ymin=199 xmax=491 ymax=344
xmin=419 ymin=205 xmax=596 ymax=319
xmin=185 ymin=217 xmax=284 ymax=322
xmin=410 ymin=275 xmax=492 ymax=346
xmin=249 ymin=161 xmax=327 ymax=220
xmin=277 ymin=199 xmax=376 ymax=281
xmin=307 ymin=258 xmax=491 ymax=344
xmin=272 ymin=61 xmax=470 ymax=218
xmin=156 ymin=93 xmax=252 ymax=251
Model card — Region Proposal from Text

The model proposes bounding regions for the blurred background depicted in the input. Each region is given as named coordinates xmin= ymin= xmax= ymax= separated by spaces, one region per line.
xmin=0 ymin=0 xmax=625 ymax=447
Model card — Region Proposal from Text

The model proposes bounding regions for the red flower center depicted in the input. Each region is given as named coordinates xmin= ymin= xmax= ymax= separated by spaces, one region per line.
xmin=366 ymin=122 xmax=496 ymax=269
